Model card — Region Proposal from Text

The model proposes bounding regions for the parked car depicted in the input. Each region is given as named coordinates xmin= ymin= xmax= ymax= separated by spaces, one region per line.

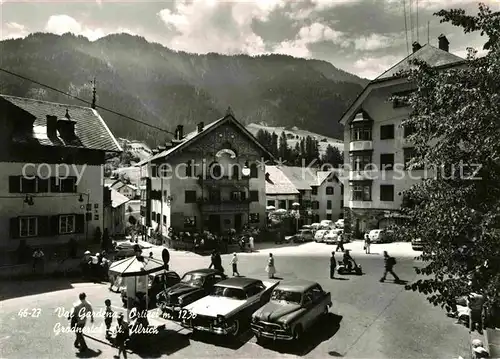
xmin=334 ymin=219 xmax=344 ymax=229
xmin=324 ymin=229 xmax=343 ymax=244
xmin=114 ymin=241 xmax=150 ymax=258
xmin=314 ymin=230 xmax=328 ymax=243
xmin=368 ymin=229 xmax=393 ymax=243
xmin=156 ymin=269 xmax=226 ymax=321
xmin=180 ymin=277 xmax=279 ymax=336
xmin=310 ymin=223 xmax=322 ymax=231
xmin=320 ymin=220 xmax=335 ymax=229
xmin=295 ymin=229 xmax=314 ymax=242
xmin=121 ymin=270 xmax=181 ymax=307
xmin=251 ymin=280 xmax=331 ymax=342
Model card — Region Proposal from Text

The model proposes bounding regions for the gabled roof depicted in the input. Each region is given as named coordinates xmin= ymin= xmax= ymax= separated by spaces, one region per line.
xmin=278 ymin=166 xmax=318 ymax=191
xmin=137 ymin=114 xmax=274 ymax=166
xmin=110 ymin=187 xmax=131 ymax=208
xmin=0 ymin=95 xmax=121 ymax=152
xmin=265 ymin=166 xmax=300 ymax=195
xmin=376 ymin=44 xmax=464 ymax=80
xmin=316 ymin=171 xmax=336 ymax=186
xmin=339 ymin=44 xmax=465 ymax=125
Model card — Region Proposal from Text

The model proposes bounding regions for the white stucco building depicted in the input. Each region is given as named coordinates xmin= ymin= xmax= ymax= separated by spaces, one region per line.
xmin=0 ymin=94 xmax=121 ymax=252
xmin=338 ymin=37 xmax=464 ymax=237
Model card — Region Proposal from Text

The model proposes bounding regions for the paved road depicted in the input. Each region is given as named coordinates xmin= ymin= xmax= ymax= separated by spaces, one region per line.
xmin=0 ymin=241 xmax=470 ymax=359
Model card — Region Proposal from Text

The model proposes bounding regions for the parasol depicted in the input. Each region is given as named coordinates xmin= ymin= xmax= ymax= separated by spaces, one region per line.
xmin=292 ymin=202 xmax=300 ymax=207
xmin=109 ymin=255 xmax=165 ymax=277
xmin=274 ymin=208 xmax=287 ymax=214
xmin=266 ymin=205 xmax=276 ymax=211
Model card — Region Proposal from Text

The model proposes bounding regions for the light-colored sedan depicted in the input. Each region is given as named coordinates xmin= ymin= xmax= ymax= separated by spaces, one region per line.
xmin=314 ymin=230 xmax=328 ymax=243
xmin=323 ymin=229 xmax=343 ymax=244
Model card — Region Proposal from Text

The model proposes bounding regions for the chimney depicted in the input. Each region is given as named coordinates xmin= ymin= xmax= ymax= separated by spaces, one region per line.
xmin=46 ymin=115 xmax=58 ymax=138
xmin=438 ymin=34 xmax=449 ymax=52
xmin=412 ymin=41 xmax=422 ymax=53
xmin=57 ymin=109 xmax=76 ymax=139
xmin=177 ymin=125 xmax=184 ymax=140
xmin=197 ymin=122 xmax=204 ymax=133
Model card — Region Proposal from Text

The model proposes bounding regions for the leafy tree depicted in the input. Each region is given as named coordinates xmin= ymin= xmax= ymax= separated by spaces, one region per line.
xmin=321 ymin=144 xmax=343 ymax=168
xmin=394 ymin=3 xmax=500 ymax=315
xmin=277 ymin=131 xmax=290 ymax=162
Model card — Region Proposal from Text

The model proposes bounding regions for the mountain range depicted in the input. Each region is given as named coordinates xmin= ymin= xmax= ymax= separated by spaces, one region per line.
xmin=0 ymin=32 xmax=368 ymax=146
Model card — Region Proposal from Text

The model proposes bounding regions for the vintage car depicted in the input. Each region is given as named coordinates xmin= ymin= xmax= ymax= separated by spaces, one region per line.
xmin=156 ymin=268 xmax=226 ymax=321
xmin=120 ymin=270 xmax=181 ymax=307
xmin=180 ymin=277 xmax=279 ymax=336
xmin=251 ymin=280 xmax=332 ymax=342
xmin=323 ymin=229 xmax=343 ymax=244
xmin=114 ymin=241 xmax=151 ymax=259
xmin=314 ymin=230 xmax=328 ymax=243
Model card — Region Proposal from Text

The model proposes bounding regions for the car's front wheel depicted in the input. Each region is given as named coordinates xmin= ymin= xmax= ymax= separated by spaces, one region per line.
xmin=228 ymin=319 xmax=240 ymax=337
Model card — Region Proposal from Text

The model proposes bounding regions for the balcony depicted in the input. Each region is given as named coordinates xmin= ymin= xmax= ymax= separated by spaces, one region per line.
xmin=197 ymin=175 xmax=249 ymax=187
xmin=348 ymin=169 xmax=379 ymax=181
xmin=349 ymin=141 xmax=373 ymax=152
xmin=197 ymin=198 xmax=251 ymax=213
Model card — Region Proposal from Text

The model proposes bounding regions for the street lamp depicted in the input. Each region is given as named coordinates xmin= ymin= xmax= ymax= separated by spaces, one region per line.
xmin=242 ymin=161 xmax=251 ymax=177
xmin=78 ymin=192 xmax=90 ymax=242
xmin=166 ymin=195 xmax=173 ymax=207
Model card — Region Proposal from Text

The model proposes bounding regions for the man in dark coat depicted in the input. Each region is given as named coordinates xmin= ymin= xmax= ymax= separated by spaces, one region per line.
xmin=380 ymin=251 xmax=401 ymax=282
xmin=330 ymin=252 xmax=336 ymax=279
xmin=209 ymin=250 xmax=225 ymax=276
xmin=162 ymin=248 xmax=170 ymax=271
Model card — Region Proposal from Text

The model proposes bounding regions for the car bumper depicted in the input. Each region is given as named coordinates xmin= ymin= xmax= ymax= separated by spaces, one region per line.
xmin=251 ymin=324 xmax=293 ymax=340
xmin=181 ymin=322 xmax=230 ymax=335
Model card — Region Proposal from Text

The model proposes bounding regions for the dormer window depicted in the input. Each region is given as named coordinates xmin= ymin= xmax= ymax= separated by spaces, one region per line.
xmin=350 ymin=111 xmax=372 ymax=141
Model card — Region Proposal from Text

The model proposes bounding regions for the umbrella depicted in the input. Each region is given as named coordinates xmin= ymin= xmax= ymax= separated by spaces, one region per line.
xmin=266 ymin=205 xmax=276 ymax=211
xmin=292 ymin=202 xmax=300 ymax=207
xmin=274 ymin=208 xmax=287 ymax=214
xmin=109 ymin=255 xmax=165 ymax=277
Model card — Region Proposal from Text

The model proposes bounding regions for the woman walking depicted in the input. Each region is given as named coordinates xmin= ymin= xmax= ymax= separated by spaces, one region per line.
xmin=230 ymin=253 xmax=239 ymax=276
xmin=265 ymin=253 xmax=276 ymax=279
xmin=364 ymin=232 xmax=371 ymax=254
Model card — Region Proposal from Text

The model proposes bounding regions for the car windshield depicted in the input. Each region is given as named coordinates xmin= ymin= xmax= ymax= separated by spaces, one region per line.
xmin=271 ymin=289 xmax=302 ymax=304
xmin=180 ymin=273 xmax=205 ymax=287
xmin=211 ymin=286 xmax=247 ymax=300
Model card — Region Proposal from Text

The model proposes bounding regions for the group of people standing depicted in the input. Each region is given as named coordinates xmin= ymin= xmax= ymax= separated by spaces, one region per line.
xmin=209 ymin=250 xmax=277 ymax=279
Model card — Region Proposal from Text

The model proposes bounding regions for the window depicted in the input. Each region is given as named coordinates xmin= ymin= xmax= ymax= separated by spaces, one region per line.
xmin=249 ymin=191 xmax=259 ymax=202
xmin=59 ymin=177 xmax=77 ymax=192
xmin=380 ymin=125 xmax=395 ymax=140
xmin=303 ymin=200 xmax=311 ymax=208
xmin=20 ymin=177 xmax=37 ymax=193
xmin=184 ymin=216 xmax=196 ymax=228
xmin=327 ymin=200 xmax=332 ymax=209
xmin=351 ymin=152 xmax=372 ymax=171
xmin=311 ymin=201 xmax=319 ymax=210
xmin=404 ymin=148 xmax=424 ymax=170
xmin=278 ymin=200 xmax=286 ymax=209
xmin=351 ymin=181 xmax=372 ymax=201
xmin=380 ymin=185 xmax=394 ymax=201
xmin=404 ymin=123 xmax=415 ymax=138
xmin=267 ymin=200 xmax=275 ymax=207
xmin=250 ymin=163 xmax=258 ymax=178
xmin=351 ymin=125 xmax=372 ymax=141
xmin=163 ymin=215 xmax=167 ymax=225
xmin=311 ymin=186 xmax=318 ymax=195
xmin=185 ymin=190 xmax=197 ymax=203
xmin=392 ymin=90 xmax=412 ymax=108
xmin=151 ymin=165 xmax=157 ymax=177
xmin=380 ymin=154 xmax=394 ymax=171
xmin=19 ymin=217 xmax=37 ymax=237
xmin=152 ymin=211 xmax=156 ymax=221
xmin=249 ymin=213 xmax=259 ymax=224
xmin=156 ymin=213 xmax=161 ymax=223
xmin=326 ymin=186 xmax=334 ymax=195
xmin=59 ymin=215 xmax=75 ymax=234
xmin=288 ymin=200 xmax=294 ymax=209
xmin=209 ymin=190 xmax=221 ymax=202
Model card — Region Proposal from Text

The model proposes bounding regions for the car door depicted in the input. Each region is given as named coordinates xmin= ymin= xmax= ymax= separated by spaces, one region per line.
xmin=301 ymin=288 xmax=318 ymax=330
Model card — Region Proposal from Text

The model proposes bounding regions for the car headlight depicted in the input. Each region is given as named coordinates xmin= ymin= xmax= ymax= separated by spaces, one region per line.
xmin=216 ymin=315 xmax=225 ymax=323
xmin=252 ymin=316 xmax=258 ymax=323
xmin=282 ymin=322 xmax=289 ymax=329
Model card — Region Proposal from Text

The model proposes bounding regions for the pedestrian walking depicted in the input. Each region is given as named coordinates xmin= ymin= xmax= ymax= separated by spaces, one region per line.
xmin=161 ymin=248 xmax=170 ymax=271
xmin=230 ymin=253 xmax=240 ymax=276
xmin=114 ymin=313 xmax=129 ymax=359
xmin=249 ymin=236 xmax=255 ymax=252
xmin=468 ymin=292 xmax=485 ymax=334
xmin=330 ymin=252 xmax=336 ymax=279
xmin=266 ymin=253 xmax=276 ymax=279
xmin=32 ymin=248 xmax=45 ymax=273
xmin=380 ymin=251 xmax=401 ymax=282
xmin=336 ymin=235 xmax=345 ymax=252
xmin=68 ymin=292 xmax=94 ymax=352
xmin=104 ymin=299 xmax=113 ymax=339
xmin=364 ymin=233 xmax=371 ymax=254
xmin=209 ymin=250 xmax=225 ymax=275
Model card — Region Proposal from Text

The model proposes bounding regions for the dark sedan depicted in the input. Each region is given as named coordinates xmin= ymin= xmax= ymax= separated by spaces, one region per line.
xmin=156 ymin=269 xmax=226 ymax=321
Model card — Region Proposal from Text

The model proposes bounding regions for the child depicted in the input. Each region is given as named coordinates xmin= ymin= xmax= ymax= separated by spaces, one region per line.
xmin=230 ymin=253 xmax=239 ymax=277
xmin=104 ymin=299 xmax=113 ymax=339
xmin=114 ymin=313 xmax=129 ymax=359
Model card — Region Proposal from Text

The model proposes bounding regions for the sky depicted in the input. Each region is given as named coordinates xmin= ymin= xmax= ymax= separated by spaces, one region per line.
xmin=0 ymin=0 xmax=497 ymax=79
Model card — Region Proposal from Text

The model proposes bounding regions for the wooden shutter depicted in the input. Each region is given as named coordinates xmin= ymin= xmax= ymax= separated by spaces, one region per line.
xmin=37 ymin=216 xmax=50 ymax=237
xmin=10 ymin=217 xmax=19 ymax=238
xmin=9 ymin=176 xmax=20 ymax=193
xmin=50 ymin=215 xmax=59 ymax=235
xmin=250 ymin=190 xmax=259 ymax=202
xmin=38 ymin=178 xmax=49 ymax=193
xmin=75 ymin=214 xmax=85 ymax=234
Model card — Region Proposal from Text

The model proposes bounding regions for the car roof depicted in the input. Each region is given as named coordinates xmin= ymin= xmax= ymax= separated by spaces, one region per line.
xmin=275 ymin=280 xmax=317 ymax=292
xmin=151 ymin=271 xmax=178 ymax=277
xmin=184 ymin=268 xmax=219 ymax=276
xmin=215 ymin=277 xmax=261 ymax=289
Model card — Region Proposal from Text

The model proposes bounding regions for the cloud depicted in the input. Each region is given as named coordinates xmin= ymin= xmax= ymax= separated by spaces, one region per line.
xmin=353 ymin=33 xmax=399 ymax=51
xmin=1 ymin=22 xmax=29 ymax=40
xmin=274 ymin=22 xmax=346 ymax=57
xmin=351 ymin=54 xmax=401 ymax=79
xmin=157 ymin=0 xmax=289 ymax=55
